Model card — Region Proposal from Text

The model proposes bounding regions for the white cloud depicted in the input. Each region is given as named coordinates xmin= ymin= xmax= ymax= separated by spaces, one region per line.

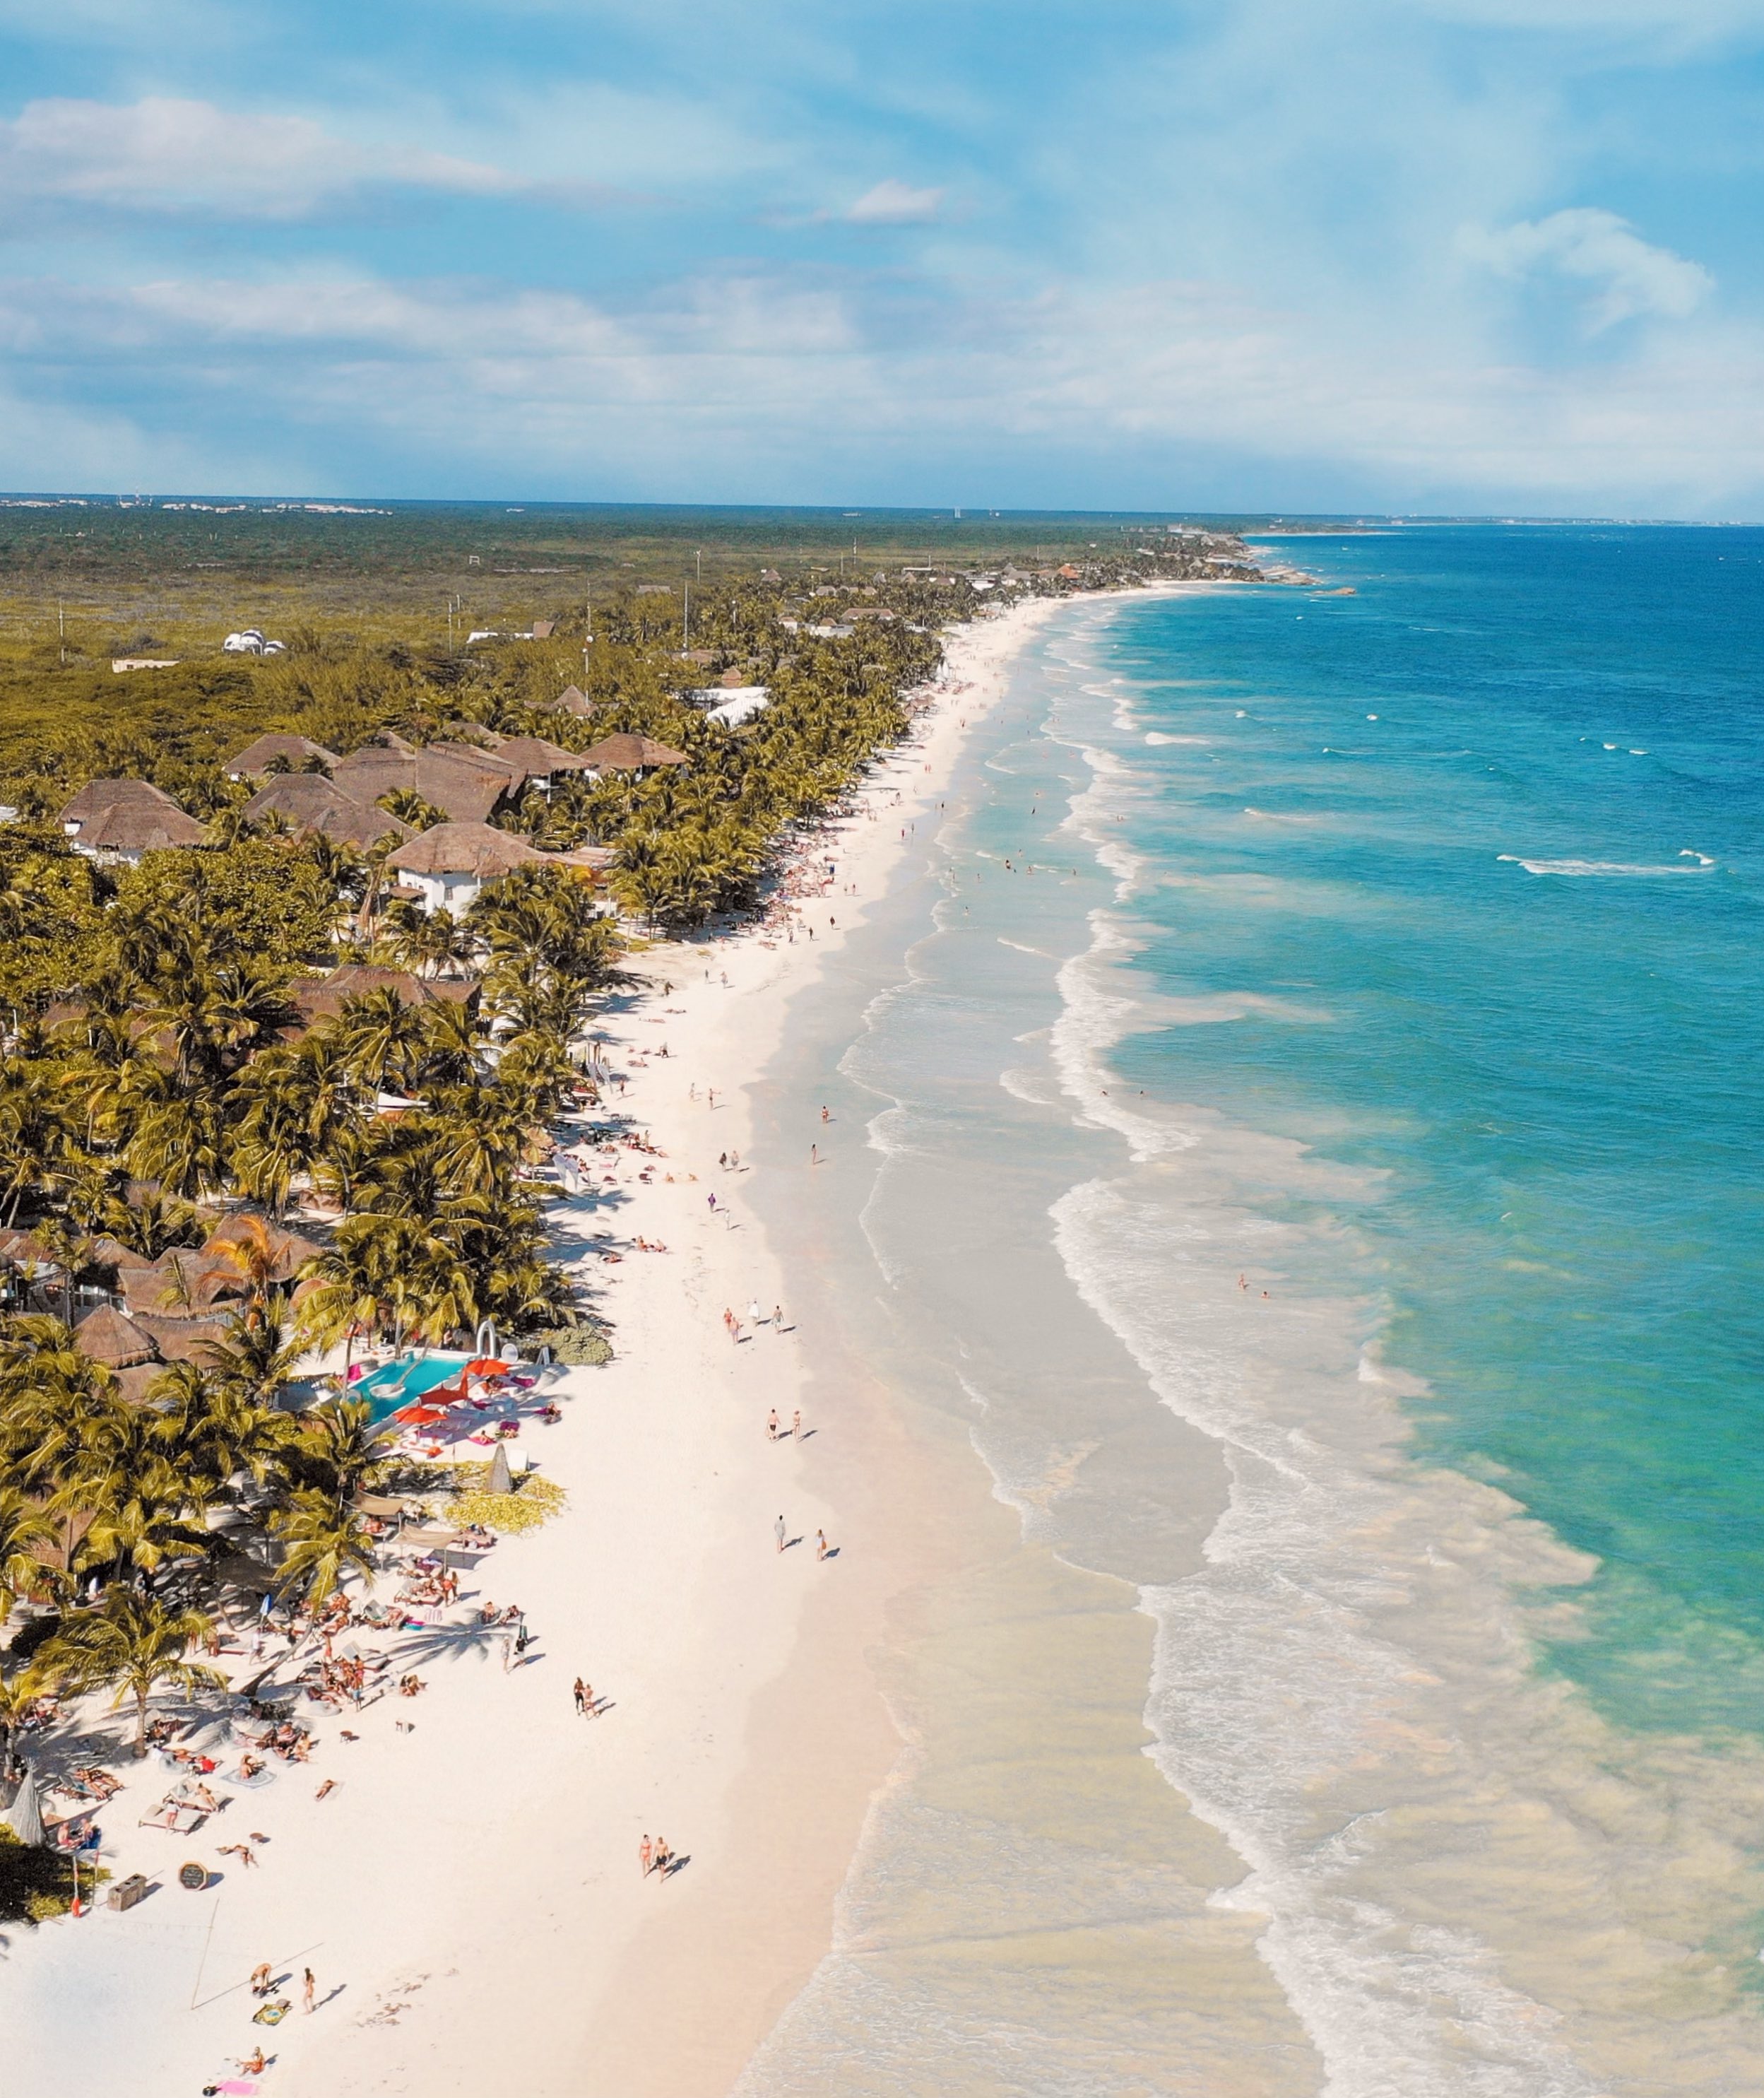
xmin=3 ymin=259 xmax=1762 ymax=512
xmin=1462 ymin=208 xmax=1714 ymax=329
xmin=0 ymin=98 xmax=518 ymax=218
xmin=845 ymin=179 xmax=945 ymax=225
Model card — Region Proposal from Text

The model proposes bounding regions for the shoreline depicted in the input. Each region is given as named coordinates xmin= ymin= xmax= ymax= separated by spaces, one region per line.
xmin=4 ymin=584 xmax=1132 ymax=2097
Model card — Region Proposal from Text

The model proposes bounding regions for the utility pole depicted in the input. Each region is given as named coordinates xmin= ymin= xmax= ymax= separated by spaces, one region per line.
xmin=682 ymin=581 xmax=691 ymax=648
xmin=696 ymin=548 xmax=702 ymax=582
xmin=57 ymin=599 xmax=65 ymax=666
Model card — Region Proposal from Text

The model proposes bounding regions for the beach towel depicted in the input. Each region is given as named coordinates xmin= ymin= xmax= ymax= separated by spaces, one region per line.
xmin=251 ymin=2000 xmax=290 ymax=2026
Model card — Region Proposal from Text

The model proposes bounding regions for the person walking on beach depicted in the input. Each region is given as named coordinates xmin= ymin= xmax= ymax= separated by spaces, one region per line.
xmin=302 ymin=1967 xmax=316 ymax=2015
xmin=817 ymin=1528 xmax=831 ymax=1561
xmin=810 ymin=1143 xmax=819 ymax=1165
xmin=573 ymin=1678 xmax=586 ymax=1716
xmin=749 ymin=1298 xmax=764 ymax=1327
xmin=774 ymin=1513 xmax=787 ymax=1553
xmin=654 ymin=1836 xmax=672 ymax=1878
xmin=639 ymin=1833 xmax=653 ymax=1878
xmin=792 ymin=1408 xmax=802 ymax=1439
xmin=767 ymin=1408 xmax=779 ymax=1441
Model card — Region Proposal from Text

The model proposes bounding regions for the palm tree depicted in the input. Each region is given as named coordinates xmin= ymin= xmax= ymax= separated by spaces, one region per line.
xmin=124 ymin=1075 xmax=229 ymax=1202
xmin=196 ymin=1301 xmax=302 ymax=1415
xmin=149 ymin=1355 xmax=292 ymax=1490
xmin=206 ymin=1215 xmax=285 ymax=1321
xmin=386 ymin=908 xmax=476 ymax=982
xmin=271 ymin=1492 xmax=377 ymax=1613
xmin=37 ymin=1590 xmax=225 ymax=1755
xmin=282 ymin=1397 xmax=393 ymax=1516
xmin=0 ymin=1485 xmax=56 ymax=1620
xmin=94 ymin=1185 xmax=206 ymax=1261
xmin=335 ymin=987 xmax=432 ymax=1096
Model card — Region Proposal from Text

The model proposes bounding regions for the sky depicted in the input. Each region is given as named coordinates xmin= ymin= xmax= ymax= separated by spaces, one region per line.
xmin=2 ymin=0 xmax=1763 ymax=514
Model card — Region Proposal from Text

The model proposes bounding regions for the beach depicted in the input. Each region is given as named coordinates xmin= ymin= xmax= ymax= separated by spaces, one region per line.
xmin=5 ymin=588 xmax=1168 ymax=2097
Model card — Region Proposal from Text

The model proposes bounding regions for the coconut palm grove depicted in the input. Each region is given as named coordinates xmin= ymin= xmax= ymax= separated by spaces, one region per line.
xmin=0 ymin=501 xmax=1250 ymax=1916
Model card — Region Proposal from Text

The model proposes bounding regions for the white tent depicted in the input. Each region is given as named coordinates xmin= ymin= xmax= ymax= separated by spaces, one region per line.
xmin=6 ymin=1762 xmax=45 ymax=1846
xmin=704 ymin=688 xmax=771 ymax=728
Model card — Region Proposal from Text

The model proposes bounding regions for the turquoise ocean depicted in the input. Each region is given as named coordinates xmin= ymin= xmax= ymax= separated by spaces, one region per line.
xmin=744 ymin=527 xmax=1764 ymax=2097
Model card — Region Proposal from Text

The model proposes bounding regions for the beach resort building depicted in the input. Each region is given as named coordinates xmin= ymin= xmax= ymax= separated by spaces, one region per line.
xmin=225 ymin=733 xmax=343 ymax=780
xmin=329 ymin=742 xmax=528 ymax=825
xmin=237 ymin=774 xmax=413 ymax=849
xmin=58 ymin=779 xmax=206 ymax=864
xmin=576 ymin=733 xmax=692 ymax=779
xmin=286 ymin=965 xmax=480 ymax=1030
xmin=385 ymin=820 xmax=615 ymax=918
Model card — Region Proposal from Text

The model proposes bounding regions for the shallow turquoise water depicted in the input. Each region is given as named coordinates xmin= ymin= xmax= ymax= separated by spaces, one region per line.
xmin=355 ymin=1350 xmax=470 ymax=1418
xmin=1094 ymin=526 xmax=1764 ymax=1734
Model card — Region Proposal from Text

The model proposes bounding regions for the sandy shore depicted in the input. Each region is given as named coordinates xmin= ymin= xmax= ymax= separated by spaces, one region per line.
xmin=3 ymin=591 xmax=1077 ymax=2098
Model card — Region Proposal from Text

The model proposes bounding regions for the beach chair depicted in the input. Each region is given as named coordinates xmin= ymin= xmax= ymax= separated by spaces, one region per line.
xmin=140 ymin=1798 xmax=206 ymax=1833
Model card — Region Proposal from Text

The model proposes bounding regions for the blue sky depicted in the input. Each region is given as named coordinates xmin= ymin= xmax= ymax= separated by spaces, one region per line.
xmin=2 ymin=0 xmax=1763 ymax=513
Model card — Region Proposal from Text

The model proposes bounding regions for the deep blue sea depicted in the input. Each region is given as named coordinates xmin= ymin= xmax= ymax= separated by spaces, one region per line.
xmin=1104 ymin=526 xmax=1764 ymax=1735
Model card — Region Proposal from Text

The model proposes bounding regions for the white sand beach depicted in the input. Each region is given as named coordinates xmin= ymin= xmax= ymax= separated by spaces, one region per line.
xmin=3 ymin=592 xmax=1078 ymax=2098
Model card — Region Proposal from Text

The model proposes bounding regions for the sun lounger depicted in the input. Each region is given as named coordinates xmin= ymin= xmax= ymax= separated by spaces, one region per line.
xmin=139 ymin=1801 xmax=206 ymax=1832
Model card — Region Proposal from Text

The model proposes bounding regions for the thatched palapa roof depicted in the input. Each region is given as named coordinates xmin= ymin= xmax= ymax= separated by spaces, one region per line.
xmin=386 ymin=823 xmax=613 ymax=883
xmin=74 ymin=1304 xmax=159 ymax=1369
xmin=241 ymin=773 xmax=414 ymax=849
xmin=578 ymin=733 xmax=689 ymax=772
xmin=329 ymin=746 xmax=524 ymax=825
xmin=226 ymin=733 xmax=341 ymax=777
xmin=290 ymin=965 xmax=479 ymax=1027
xmin=59 ymin=779 xmax=206 ymax=854
xmin=385 ymin=822 xmax=549 ymax=879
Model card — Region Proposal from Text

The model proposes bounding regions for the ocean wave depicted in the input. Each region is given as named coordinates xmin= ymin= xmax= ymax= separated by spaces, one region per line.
xmin=1497 ymin=856 xmax=1712 ymax=878
xmin=1038 ymin=852 xmax=1764 ymax=2092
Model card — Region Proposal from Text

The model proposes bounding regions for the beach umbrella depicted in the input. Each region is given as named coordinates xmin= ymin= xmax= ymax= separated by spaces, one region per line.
xmin=487 ymin=1444 xmax=513 ymax=1496
xmin=392 ymin=1403 xmax=448 ymax=1427
xmin=6 ymin=1762 xmax=45 ymax=1846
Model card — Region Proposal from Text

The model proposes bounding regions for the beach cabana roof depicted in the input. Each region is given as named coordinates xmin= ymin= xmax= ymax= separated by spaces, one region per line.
xmin=543 ymin=685 xmax=594 ymax=717
xmin=385 ymin=822 xmax=550 ymax=880
xmin=290 ymin=964 xmax=480 ymax=1028
xmin=225 ymin=733 xmax=341 ymax=777
xmin=241 ymin=774 xmax=413 ymax=849
xmin=578 ymin=733 xmax=690 ymax=772
xmin=491 ymin=735 xmax=598 ymax=777
xmin=329 ymin=747 xmax=522 ymax=826
xmin=58 ymin=779 xmax=206 ymax=854
xmin=0 ymin=1227 xmax=60 ymax=1271
xmin=131 ymin=1313 xmax=230 ymax=1362
xmin=74 ymin=1304 xmax=160 ymax=1368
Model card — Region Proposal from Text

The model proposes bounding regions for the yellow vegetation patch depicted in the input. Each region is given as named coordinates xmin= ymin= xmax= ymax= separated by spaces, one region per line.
xmin=430 ymin=1461 xmax=568 ymax=1536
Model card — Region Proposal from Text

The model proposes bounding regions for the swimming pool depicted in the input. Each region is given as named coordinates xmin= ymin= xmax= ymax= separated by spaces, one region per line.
xmin=353 ymin=1352 xmax=472 ymax=1421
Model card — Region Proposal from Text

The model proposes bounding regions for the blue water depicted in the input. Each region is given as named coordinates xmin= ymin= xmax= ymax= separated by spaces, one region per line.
xmin=1094 ymin=525 xmax=1764 ymax=1735
xmin=355 ymin=1351 xmax=471 ymax=1418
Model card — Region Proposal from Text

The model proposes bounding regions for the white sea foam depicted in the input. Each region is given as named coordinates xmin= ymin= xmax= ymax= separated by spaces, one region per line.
xmin=1497 ymin=855 xmax=1710 ymax=877
xmin=1034 ymin=695 xmax=1764 ymax=2094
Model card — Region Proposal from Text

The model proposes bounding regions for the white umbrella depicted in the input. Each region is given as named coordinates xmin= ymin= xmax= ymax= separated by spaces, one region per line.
xmin=6 ymin=1762 xmax=45 ymax=1847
